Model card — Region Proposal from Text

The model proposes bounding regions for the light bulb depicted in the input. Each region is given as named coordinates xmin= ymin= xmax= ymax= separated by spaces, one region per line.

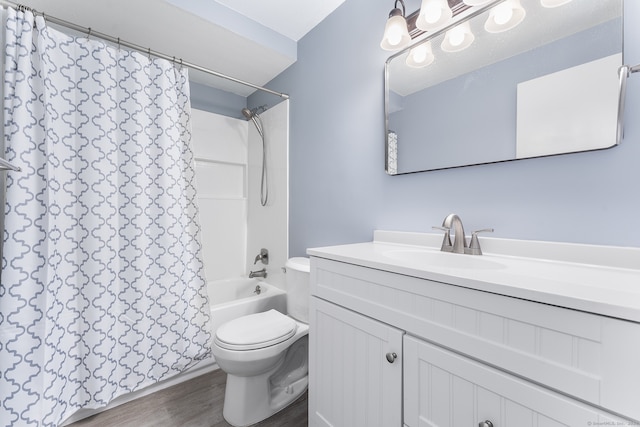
xmin=406 ymin=42 xmax=435 ymax=68
xmin=413 ymin=45 xmax=428 ymax=63
xmin=448 ymin=27 xmax=465 ymax=46
xmin=441 ymin=21 xmax=474 ymax=52
xmin=387 ymin=28 xmax=402 ymax=46
xmin=424 ymin=3 xmax=442 ymax=24
xmin=416 ymin=0 xmax=453 ymax=31
xmin=381 ymin=12 xmax=411 ymax=51
xmin=484 ymin=0 xmax=525 ymax=33
xmin=494 ymin=3 xmax=514 ymax=25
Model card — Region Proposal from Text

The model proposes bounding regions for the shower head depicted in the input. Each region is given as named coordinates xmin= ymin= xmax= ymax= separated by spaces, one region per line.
xmin=241 ymin=105 xmax=268 ymax=120
xmin=241 ymin=107 xmax=254 ymax=120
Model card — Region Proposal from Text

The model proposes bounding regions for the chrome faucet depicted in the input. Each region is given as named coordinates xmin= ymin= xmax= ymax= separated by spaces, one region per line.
xmin=434 ymin=213 xmax=494 ymax=255
xmin=442 ymin=213 xmax=467 ymax=254
xmin=249 ymin=268 xmax=267 ymax=278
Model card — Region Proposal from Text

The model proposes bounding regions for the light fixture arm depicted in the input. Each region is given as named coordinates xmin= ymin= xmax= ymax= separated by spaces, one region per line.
xmin=392 ymin=0 xmax=406 ymax=18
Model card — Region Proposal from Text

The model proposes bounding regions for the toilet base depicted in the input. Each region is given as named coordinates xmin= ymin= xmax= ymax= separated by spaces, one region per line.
xmin=223 ymin=373 xmax=308 ymax=427
xmin=222 ymin=336 xmax=309 ymax=427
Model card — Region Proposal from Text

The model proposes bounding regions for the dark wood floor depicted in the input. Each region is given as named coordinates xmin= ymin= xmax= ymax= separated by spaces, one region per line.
xmin=68 ymin=369 xmax=308 ymax=427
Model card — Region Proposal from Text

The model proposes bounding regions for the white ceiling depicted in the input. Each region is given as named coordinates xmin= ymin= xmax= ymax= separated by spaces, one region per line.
xmin=17 ymin=0 xmax=346 ymax=97
xmin=212 ymin=0 xmax=345 ymax=41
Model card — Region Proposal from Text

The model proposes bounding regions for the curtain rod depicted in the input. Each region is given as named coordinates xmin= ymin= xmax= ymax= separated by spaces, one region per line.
xmin=0 ymin=156 xmax=20 ymax=171
xmin=0 ymin=0 xmax=289 ymax=100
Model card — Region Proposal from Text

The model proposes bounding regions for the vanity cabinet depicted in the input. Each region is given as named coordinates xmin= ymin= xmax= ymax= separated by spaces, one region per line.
xmin=308 ymin=296 xmax=403 ymax=427
xmin=308 ymin=256 xmax=640 ymax=426
xmin=404 ymin=336 xmax=624 ymax=426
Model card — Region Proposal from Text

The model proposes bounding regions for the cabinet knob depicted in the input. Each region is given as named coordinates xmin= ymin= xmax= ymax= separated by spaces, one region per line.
xmin=385 ymin=352 xmax=397 ymax=363
xmin=479 ymin=421 xmax=494 ymax=427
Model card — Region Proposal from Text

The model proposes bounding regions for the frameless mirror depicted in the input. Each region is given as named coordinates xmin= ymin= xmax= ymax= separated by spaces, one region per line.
xmin=385 ymin=0 xmax=623 ymax=174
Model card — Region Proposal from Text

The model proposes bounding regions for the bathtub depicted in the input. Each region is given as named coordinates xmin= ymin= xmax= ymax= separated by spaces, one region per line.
xmin=207 ymin=277 xmax=287 ymax=345
xmin=62 ymin=277 xmax=286 ymax=425
xmin=196 ymin=277 xmax=287 ymax=370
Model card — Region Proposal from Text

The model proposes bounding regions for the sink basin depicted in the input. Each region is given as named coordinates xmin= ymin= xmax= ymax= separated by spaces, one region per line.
xmin=382 ymin=248 xmax=506 ymax=270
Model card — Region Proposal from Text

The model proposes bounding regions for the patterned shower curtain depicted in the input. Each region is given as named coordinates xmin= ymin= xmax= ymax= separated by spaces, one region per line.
xmin=0 ymin=8 xmax=211 ymax=426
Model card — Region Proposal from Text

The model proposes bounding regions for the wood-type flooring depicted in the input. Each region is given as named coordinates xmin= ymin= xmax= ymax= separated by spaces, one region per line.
xmin=68 ymin=369 xmax=308 ymax=427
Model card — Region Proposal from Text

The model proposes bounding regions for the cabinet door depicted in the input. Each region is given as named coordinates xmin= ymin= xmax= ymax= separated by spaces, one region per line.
xmin=404 ymin=336 xmax=634 ymax=427
xmin=309 ymin=297 xmax=404 ymax=427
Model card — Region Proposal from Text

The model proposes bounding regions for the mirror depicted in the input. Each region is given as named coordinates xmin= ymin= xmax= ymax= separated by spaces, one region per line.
xmin=385 ymin=0 xmax=623 ymax=174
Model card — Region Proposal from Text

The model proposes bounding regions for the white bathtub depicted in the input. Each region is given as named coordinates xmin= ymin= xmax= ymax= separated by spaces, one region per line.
xmin=62 ymin=277 xmax=287 ymax=425
xmin=207 ymin=277 xmax=287 ymax=344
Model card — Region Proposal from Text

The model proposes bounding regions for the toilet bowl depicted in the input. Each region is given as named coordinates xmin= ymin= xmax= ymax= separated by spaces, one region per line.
xmin=211 ymin=257 xmax=310 ymax=427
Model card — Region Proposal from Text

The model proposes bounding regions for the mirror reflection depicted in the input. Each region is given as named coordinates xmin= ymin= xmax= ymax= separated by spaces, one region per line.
xmin=385 ymin=0 xmax=623 ymax=174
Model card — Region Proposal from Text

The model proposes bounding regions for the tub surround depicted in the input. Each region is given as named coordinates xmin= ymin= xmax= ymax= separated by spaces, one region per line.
xmin=307 ymin=230 xmax=640 ymax=322
xmin=308 ymin=231 xmax=640 ymax=425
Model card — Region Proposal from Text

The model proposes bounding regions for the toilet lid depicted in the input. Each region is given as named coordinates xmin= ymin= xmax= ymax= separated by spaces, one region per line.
xmin=214 ymin=309 xmax=297 ymax=351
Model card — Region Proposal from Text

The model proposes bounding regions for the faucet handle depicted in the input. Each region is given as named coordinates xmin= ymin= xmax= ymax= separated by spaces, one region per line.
xmin=432 ymin=226 xmax=452 ymax=252
xmin=466 ymin=228 xmax=494 ymax=255
xmin=254 ymin=248 xmax=269 ymax=265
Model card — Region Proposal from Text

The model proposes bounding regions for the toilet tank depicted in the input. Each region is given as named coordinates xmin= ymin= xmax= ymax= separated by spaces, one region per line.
xmin=285 ymin=257 xmax=310 ymax=323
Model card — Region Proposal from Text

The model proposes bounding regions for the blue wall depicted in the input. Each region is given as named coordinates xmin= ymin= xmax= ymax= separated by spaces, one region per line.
xmin=190 ymin=81 xmax=246 ymax=118
xmin=252 ymin=0 xmax=640 ymax=256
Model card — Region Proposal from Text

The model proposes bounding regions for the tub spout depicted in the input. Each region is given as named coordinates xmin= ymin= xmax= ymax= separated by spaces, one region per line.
xmin=249 ymin=268 xmax=267 ymax=278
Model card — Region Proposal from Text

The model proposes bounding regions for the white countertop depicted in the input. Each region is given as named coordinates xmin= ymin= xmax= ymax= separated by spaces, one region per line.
xmin=307 ymin=231 xmax=640 ymax=323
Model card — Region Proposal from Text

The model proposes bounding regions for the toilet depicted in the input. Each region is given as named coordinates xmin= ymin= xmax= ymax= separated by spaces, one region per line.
xmin=211 ymin=257 xmax=310 ymax=427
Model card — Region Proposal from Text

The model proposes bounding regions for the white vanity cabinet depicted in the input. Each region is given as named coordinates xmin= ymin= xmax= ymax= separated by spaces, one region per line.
xmin=308 ymin=296 xmax=403 ymax=427
xmin=404 ymin=336 xmax=626 ymax=427
xmin=308 ymin=253 xmax=640 ymax=427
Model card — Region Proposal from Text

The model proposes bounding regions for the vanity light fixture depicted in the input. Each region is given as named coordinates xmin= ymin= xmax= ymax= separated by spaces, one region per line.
xmin=380 ymin=0 xmax=411 ymax=51
xmin=540 ymin=0 xmax=572 ymax=7
xmin=441 ymin=21 xmax=475 ymax=52
xmin=416 ymin=0 xmax=453 ymax=31
xmin=406 ymin=41 xmax=435 ymax=67
xmin=383 ymin=0 xmax=533 ymax=64
xmin=484 ymin=0 xmax=526 ymax=33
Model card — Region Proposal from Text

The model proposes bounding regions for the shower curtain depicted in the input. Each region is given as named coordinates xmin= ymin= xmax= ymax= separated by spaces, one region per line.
xmin=0 ymin=8 xmax=211 ymax=426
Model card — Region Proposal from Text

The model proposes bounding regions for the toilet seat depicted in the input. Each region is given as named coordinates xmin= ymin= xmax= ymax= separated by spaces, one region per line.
xmin=215 ymin=309 xmax=297 ymax=351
